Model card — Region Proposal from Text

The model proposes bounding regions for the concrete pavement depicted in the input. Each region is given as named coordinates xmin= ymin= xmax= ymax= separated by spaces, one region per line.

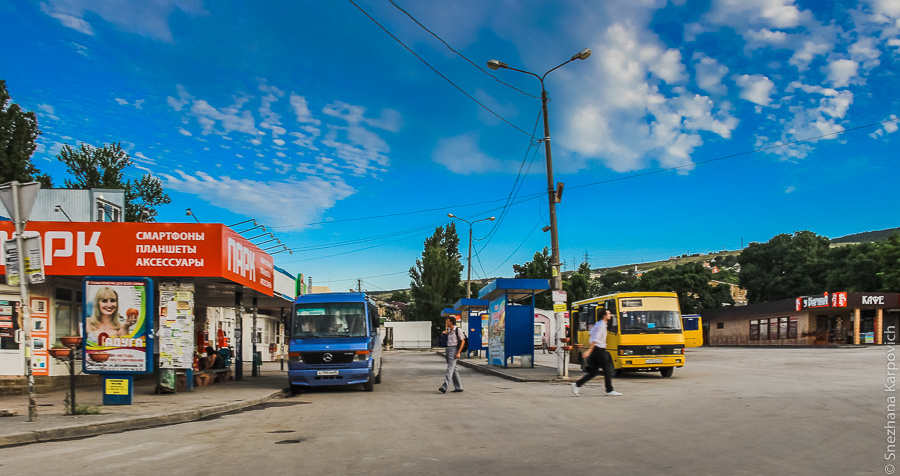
xmin=0 ymin=362 xmax=290 ymax=448
xmin=0 ymin=350 xmax=576 ymax=448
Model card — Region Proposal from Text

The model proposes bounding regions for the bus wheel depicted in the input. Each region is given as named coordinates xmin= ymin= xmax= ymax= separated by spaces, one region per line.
xmin=614 ymin=368 xmax=623 ymax=378
xmin=660 ymin=367 xmax=674 ymax=378
xmin=363 ymin=373 xmax=374 ymax=391
xmin=290 ymin=385 xmax=302 ymax=395
xmin=375 ymin=360 xmax=383 ymax=384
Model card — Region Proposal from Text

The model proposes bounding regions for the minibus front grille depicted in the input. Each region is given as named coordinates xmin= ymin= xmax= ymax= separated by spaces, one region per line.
xmin=618 ymin=345 xmax=681 ymax=355
xmin=302 ymin=352 xmax=356 ymax=365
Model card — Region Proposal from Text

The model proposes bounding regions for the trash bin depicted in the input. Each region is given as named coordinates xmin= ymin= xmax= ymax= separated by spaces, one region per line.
xmin=252 ymin=351 xmax=262 ymax=376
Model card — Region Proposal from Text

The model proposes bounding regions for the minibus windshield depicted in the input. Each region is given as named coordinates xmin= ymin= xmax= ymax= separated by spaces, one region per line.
xmin=293 ymin=302 xmax=367 ymax=338
xmin=619 ymin=310 xmax=682 ymax=334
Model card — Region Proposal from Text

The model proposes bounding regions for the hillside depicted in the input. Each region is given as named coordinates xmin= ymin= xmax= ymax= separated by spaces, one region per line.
xmin=830 ymin=227 xmax=900 ymax=244
xmin=369 ymin=227 xmax=899 ymax=297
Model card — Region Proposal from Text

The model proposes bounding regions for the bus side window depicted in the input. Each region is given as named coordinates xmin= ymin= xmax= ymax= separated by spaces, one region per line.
xmin=604 ymin=300 xmax=618 ymax=333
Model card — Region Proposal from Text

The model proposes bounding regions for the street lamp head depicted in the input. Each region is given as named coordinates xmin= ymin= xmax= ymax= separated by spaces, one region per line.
xmin=487 ymin=59 xmax=508 ymax=70
xmin=447 ymin=213 xmax=455 ymax=218
xmin=489 ymin=216 xmax=496 ymax=221
xmin=571 ymin=48 xmax=592 ymax=61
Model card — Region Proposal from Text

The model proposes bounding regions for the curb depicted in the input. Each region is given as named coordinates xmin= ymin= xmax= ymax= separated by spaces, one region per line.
xmin=0 ymin=389 xmax=287 ymax=449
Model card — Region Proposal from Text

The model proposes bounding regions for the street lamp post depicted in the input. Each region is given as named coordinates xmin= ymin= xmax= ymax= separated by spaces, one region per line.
xmin=447 ymin=214 xmax=496 ymax=299
xmin=488 ymin=48 xmax=591 ymax=377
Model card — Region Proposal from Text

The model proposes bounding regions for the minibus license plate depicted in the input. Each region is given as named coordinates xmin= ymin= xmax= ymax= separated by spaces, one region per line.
xmin=645 ymin=358 xmax=663 ymax=364
xmin=317 ymin=370 xmax=339 ymax=376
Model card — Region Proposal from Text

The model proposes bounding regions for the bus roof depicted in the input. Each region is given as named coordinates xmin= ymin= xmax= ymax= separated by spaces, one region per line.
xmin=294 ymin=292 xmax=369 ymax=304
xmin=572 ymin=291 xmax=679 ymax=307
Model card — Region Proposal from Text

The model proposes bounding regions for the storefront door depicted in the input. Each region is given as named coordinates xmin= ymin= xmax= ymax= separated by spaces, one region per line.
xmin=0 ymin=299 xmax=23 ymax=375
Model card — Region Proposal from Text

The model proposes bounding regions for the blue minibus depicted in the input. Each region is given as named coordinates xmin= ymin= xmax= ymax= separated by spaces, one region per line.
xmin=288 ymin=293 xmax=383 ymax=393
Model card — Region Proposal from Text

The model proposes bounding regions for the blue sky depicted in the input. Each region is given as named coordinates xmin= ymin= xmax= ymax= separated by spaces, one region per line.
xmin=2 ymin=0 xmax=899 ymax=292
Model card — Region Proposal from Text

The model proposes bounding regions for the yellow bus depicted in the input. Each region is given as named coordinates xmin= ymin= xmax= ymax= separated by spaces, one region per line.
xmin=571 ymin=292 xmax=685 ymax=378
xmin=681 ymin=314 xmax=703 ymax=347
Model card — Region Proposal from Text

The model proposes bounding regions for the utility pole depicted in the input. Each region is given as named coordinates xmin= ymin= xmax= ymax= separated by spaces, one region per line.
xmin=0 ymin=181 xmax=40 ymax=421
xmin=358 ymin=279 xmax=362 ymax=293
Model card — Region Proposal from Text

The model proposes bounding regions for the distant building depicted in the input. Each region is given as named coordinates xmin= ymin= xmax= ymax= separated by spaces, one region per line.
xmin=0 ymin=188 xmax=125 ymax=222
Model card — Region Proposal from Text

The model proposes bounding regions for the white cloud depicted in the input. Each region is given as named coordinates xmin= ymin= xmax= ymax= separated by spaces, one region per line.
xmin=735 ymin=74 xmax=776 ymax=106
xmin=115 ymin=98 xmax=128 ymax=106
xmin=785 ymin=186 xmax=796 ymax=193
xmin=40 ymin=2 xmax=94 ymax=35
xmin=178 ymin=127 xmax=192 ymax=136
xmin=693 ymin=53 xmax=729 ymax=96
xmin=37 ymin=104 xmax=59 ymax=121
xmin=432 ymin=133 xmax=514 ymax=175
xmin=39 ymin=0 xmax=207 ymax=42
xmin=289 ymin=93 xmax=321 ymax=125
xmin=550 ymin=20 xmax=738 ymax=173
xmin=825 ymin=59 xmax=859 ymax=87
xmin=161 ymin=170 xmax=355 ymax=226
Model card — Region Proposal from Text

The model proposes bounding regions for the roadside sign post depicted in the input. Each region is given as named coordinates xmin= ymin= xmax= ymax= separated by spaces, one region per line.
xmin=0 ymin=181 xmax=41 ymax=422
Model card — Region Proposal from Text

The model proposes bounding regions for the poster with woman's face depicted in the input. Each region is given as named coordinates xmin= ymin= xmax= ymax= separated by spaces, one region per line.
xmin=82 ymin=278 xmax=154 ymax=374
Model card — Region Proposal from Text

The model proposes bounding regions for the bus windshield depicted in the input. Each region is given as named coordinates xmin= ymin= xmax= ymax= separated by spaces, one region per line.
xmin=619 ymin=310 xmax=682 ymax=333
xmin=293 ymin=302 xmax=367 ymax=338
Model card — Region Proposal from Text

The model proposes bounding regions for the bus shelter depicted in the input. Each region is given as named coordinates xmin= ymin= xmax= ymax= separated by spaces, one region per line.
xmin=453 ymin=298 xmax=488 ymax=357
xmin=478 ymin=279 xmax=549 ymax=368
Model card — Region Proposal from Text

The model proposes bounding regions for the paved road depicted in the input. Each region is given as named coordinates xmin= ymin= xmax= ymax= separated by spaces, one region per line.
xmin=0 ymin=347 xmax=886 ymax=475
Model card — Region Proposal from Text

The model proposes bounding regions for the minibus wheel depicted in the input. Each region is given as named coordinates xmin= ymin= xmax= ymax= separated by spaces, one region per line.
xmin=363 ymin=373 xmax=374 ymax=391
xmin=375 ymin=359 xmax=383 ymax=384
xmin=290 ymin=384 xmax=302 ymax=395
xmin=660 ymin=367 xmax=674 ymax=378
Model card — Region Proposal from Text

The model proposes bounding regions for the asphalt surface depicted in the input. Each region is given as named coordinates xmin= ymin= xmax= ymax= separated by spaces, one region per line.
xmin=0 ymin=351 xmax=572 ymax=448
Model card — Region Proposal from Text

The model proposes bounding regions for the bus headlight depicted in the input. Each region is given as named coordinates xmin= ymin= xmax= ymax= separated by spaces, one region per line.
xmin=618 ymin=349 xmax=634 ymax=356
xmin=289 ymin=351 xmax=303 ymax=363
xmin=355 ymin=350 xmax=370 ymax=361
xmin=672 ymin=348 xmax=684 ymax=354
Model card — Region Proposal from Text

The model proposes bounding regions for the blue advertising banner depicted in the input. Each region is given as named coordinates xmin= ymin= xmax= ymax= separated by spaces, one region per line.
xmin=82 ymin=277 xmax=154 ymax=375
xmin=489 ymin=295 xmax=506 ymax=366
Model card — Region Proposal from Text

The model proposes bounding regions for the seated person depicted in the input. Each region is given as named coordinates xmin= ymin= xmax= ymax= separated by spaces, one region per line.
xmin=201 ymin=346 xmax=226 ymax=370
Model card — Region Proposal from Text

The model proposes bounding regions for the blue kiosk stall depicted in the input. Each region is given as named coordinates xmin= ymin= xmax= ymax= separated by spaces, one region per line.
xmin=478 ymin=279 xmax=550 ymax=368
xmin=453 ymin=298 xmax=489 ymax=358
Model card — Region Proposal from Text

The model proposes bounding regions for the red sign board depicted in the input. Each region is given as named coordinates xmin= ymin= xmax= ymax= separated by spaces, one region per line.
xmin=0 ymin=223 xmax=273 ymax=295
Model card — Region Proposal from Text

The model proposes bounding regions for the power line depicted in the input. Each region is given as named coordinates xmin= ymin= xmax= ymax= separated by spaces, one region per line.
xmin=387 ymin=0 xmax=540 ymax=100
xmin=347 ymin=0 xmax=536 ymax=138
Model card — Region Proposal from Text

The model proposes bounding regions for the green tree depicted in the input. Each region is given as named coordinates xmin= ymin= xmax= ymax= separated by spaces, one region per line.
xmin=635 ymin=262 xmax=734 ymax=313
xmin=738 ymin=231 xmax=831 ymax=303
xmin=878 ymin=234 xmax=900 ymax=292
xmin=563 ymin=261 xmax=595 ymax=307
xmin=0 ymin=80 xmax=51 ymax=187
xmin=388 ymin=290 xmax=410 ymax=303
xmin=826 ymin=242 xmax=881 ymax=292
xmin=512 ymin=247 xmax=552 ymax=309
xmin=408 ymin=223 xmax=464 ymax=339
xmin=56 ymin=142 xmax=171 ymax=221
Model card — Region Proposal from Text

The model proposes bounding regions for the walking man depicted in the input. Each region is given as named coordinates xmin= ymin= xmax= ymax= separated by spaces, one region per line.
xmin=572 ymin=309 xmax=622 ymax=397
xmin=439 ymin=317 xmax=464 ymax=393
xmin=541 ymin=332 xmax=549 ymax=354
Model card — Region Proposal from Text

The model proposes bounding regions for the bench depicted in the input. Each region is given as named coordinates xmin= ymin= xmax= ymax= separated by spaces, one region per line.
xmin=193 ymin=367 xmax=232 ymax=387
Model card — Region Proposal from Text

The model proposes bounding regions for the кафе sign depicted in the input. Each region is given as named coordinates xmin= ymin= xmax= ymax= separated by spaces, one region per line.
xmin=0 ymin=222 xmax=274 ymax=295
xmin=795 ymin=292 xmax=899 ymax=312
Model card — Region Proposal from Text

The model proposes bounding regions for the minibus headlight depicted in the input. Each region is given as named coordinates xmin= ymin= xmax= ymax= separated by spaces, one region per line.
xmin=355 ymin=350 xmax=370 ymax=361
xmin=289 ymin=351 xmax=303 ymax=363
xmin=673 ymin=348 xmax=683 ymax=354
xmin=618 ymin=349 xmax=634 ymax=356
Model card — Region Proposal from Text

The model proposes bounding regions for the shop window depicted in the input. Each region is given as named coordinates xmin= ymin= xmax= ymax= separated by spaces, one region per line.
xmin=769 ymin=319 xmax=778 ymax=340
xmin=779 ymin=317 xmax=788 ymax=339
xmin=54 ymin=287 xmax=78 ymax=344
xmin=759 ymin=319 xmax=769 ymax=340
xmin=97 ymin=198 xmax=122 ymax=222
xmin=788 ymin=316 xmax=798 ymax=339
xmin=749 ymin=320 xmax=759 ymax=341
